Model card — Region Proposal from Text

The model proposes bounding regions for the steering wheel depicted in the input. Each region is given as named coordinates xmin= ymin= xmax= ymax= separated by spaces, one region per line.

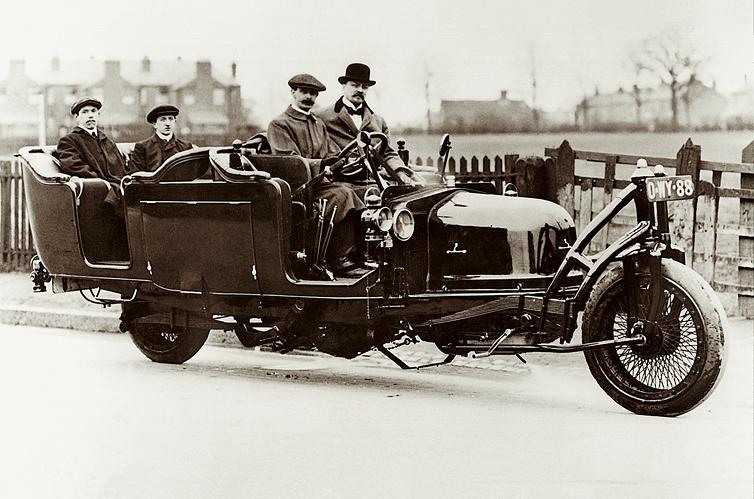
xmin=333 ymin=132 xmax=404 ymax=186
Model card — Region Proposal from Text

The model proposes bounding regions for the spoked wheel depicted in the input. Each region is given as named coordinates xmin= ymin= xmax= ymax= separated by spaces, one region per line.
xmin=129 ymin=323 xmax=210 ymax=364
xmin=582 ymin=260 xmax=727 ymax=416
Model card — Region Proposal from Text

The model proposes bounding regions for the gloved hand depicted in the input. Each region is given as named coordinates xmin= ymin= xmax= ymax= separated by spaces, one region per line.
xmin=321 ymin=156 xmax=346 ymax=177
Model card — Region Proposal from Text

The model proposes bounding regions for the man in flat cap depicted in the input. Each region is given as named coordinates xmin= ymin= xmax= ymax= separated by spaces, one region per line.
xmin=129 ymin=104 xmax=193 ymax=172
xmin=317 ymin=63 xmax=412 ymax=182
xmin=267 ymin=73 xmax=365 ymax=275
xmin=57 ymin=97 xmax=128 ymax=212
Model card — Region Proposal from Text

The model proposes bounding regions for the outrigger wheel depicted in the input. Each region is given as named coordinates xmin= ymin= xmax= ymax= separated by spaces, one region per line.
xmin=332 ymin=131 xmax=405 ymax=187
xmin=129 ymin=323 xmax=209 ymax=364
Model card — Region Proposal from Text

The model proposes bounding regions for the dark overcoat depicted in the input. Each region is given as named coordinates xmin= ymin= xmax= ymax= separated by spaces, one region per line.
xmin=56 ymin=127 xmax=127 ymax=208
xmin=267 ymin=106 xmax=364 ymax=226
xmin=129 ymin=134 xmax=194 ymax=172
xmin=316 ymin=97 xmax=406 ymax=170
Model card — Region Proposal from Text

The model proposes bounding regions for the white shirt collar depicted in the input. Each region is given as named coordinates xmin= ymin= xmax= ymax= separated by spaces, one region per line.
xmin=291 ymin=104 xmax=312 ymax=116
xmin=341 ymin=98 xmax=363 ymax=128
xmin=341 ymin=98 xmax=362 ymax=112
xmin=156 ymin=131 xmax=173 ymax=141
xmin=79 ymin=126 xmax=97 ymax=137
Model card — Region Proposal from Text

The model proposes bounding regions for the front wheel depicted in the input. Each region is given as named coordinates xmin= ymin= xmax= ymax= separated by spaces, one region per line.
xmin=582 ymin=259 xmax=727 ymax=416
xmin=130 ymin=323 xmax=209 ymax=364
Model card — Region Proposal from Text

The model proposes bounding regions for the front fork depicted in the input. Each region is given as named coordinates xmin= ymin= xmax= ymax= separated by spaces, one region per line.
xmin=622 ymin=250 xmax=664 ymax=339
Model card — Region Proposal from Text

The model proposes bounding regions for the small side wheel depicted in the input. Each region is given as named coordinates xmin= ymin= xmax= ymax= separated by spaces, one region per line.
xmin=582 ymin=260 xmax=727 ymax=417
xmin=129 ymin=323 xmax=209 ymax=364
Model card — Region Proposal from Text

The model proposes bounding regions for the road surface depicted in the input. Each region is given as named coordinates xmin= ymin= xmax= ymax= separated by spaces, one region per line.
xmin=0 ymin=322 xmax=751 ymax=498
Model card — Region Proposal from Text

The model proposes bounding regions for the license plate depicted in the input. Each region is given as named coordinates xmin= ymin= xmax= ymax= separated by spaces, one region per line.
xmin=645 ymin=175 xmax=695 ymax=202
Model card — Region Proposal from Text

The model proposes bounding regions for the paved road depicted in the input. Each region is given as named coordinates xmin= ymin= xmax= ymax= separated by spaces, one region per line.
xmin=0 ymin=323 xmax=751 ymax=499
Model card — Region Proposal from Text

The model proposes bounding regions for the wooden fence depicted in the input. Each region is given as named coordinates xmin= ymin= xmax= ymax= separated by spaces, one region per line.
xmin=3 ymin=138 xmax=754 ymax=317
xmin=0 ymin=156 xmax=35 ymax=272
xmin=410 ymin=138 xmax=754 ymax=318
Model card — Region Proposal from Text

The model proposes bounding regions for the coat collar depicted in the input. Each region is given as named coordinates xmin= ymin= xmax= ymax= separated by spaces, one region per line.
xmin=334 ymin=97 xmax=373 ymax=133
xmin=73 ymin=126 xmax=107 ymax=141
xmin=284 ymin=105 xmax=318 ymax=122
xmin=334 ymin=96 xmax=372 ymax=115
xmin=149 ymin=133 xmax=175 ymax=145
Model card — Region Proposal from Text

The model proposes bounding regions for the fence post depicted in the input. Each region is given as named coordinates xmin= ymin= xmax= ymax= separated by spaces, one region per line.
xmin=673 ymin=138 xmax=701 ymax=266
xmin=396 ymin=139 xmax=409 ymax=166
xmin=551 ymin=140 xmax=575 ymax=217
xmin=739 ymin=139 xmax=754 ymax=318
xmin=0 ymin=160 xmax=11 ymax=271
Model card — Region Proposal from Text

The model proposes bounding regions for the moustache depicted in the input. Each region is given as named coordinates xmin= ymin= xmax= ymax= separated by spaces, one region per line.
xmin=302 ymin=99 xmax=314 ymax=105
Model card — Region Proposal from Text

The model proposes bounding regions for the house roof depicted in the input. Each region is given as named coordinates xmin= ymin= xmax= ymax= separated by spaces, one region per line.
xmin=22 ymin=59 xmax=237 ymax=88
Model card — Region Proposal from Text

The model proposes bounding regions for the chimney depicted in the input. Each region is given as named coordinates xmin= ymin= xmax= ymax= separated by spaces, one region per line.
xmin=142 ymin=56 xmax=151 ymax=72
xmin=51 ymin=56 xmax=60 ymax=72
xmin=197 ymin=60 xmax=212 ymax=78
xmin=499 ymin=90 xmax=508 ymax=100
xmin=231 ymin=61 xmax=237 ymax=79
xmin=105 ymin=60 xmax=121 ymax=77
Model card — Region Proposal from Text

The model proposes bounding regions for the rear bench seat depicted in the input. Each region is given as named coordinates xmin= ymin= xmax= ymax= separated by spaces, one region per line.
xmin=21 ymin=144 xmax=134 ymax=263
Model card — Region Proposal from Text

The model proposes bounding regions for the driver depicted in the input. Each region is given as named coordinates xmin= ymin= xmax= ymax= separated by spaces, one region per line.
xmin=267 ymin=73 xmax=366 ymax=275
xmin=317 ymin=63 xmax=413 ymax=183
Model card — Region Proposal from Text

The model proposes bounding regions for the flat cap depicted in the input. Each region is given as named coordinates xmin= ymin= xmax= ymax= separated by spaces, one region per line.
xmin=70 ymin=97 xmax=102 ymax=116
xmin=147 ymin=104 xmax=180 ymax=123
xmin=288 ymin=73 xmax=326 ymax=92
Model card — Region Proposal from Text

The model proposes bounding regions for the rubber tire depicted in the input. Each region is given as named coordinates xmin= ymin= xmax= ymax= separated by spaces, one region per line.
xmin=130 ymin=324 xmax=210 ymax=364
xmin=582 ymin=259 xmax=727 ymax=417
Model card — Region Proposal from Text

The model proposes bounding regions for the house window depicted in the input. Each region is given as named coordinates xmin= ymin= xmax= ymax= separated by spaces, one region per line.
xmin=122 ymin=95 xmax=135 ymax=105
xmin=213 ymin=88 xmax=225 ymax=106
xmin=47 ymin=92 xmax=55 ymax=105
xmin=64 ymin=93 xmax=76 ymax=104
xmin=183 ymin=91 xmax=195 ymax=105
xmin=140 ymin=88 xmax=149 ymax=105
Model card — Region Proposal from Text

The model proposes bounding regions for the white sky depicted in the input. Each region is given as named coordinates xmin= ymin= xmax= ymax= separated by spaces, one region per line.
xmin=1 ymin=0 xmax=752 ymax=126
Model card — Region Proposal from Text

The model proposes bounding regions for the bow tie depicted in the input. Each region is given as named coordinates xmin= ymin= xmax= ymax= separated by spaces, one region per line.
xmin=346 ymin=106 xmax=363 ymax=116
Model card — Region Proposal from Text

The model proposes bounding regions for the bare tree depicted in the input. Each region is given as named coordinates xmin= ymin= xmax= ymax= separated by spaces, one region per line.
xmin=632 ymin=34 xmax=703 ymax=131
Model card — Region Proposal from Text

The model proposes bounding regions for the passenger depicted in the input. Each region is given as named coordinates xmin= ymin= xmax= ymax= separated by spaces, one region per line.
xmin=56 ymin=97 xmax=128 ymax=214
xmin=267 ymin=73 xmax=365 ymax=276
xmin=129 ymin=105 xmax=193 ymax=172
xmin=317 ymin=63 xmax=412 ymax=183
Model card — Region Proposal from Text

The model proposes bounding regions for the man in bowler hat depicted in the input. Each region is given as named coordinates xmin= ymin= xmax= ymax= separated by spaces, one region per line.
xmin=129 ymin=105 xmax=193 ymax=172
xmin=57 ymin=97 xmax=128 ymax=212
xmin=317 ymin=63 xmax=413 ymax=182
xmin=267 ymin=73 xmax=365 ymax=275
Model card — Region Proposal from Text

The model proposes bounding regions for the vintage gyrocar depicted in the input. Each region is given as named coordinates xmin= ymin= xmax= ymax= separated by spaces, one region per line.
xmin=18 ymin=132 xmax=726 ymax=416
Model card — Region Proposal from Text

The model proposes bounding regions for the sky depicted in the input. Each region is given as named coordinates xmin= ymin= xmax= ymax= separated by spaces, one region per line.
xmin=1 ymin=0 xmax=752 ymax=127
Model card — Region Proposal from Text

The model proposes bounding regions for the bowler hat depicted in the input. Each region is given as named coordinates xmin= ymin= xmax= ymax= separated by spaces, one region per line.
xmin=337 ymin=63 xmax=375 ymax=86
xmin=70 ymin=97 xmax=102 ymax=116
xmin=147 ymin=104 xmax=180 ymax=123
xmin=288 ymin=73 xmax=326 ymax=92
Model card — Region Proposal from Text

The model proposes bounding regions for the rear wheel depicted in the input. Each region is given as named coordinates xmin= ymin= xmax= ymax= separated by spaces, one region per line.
xmin=130 ymin=323 xmax=209 ymax=364
xmin=582 ymin=260 xmax=727 ymax=416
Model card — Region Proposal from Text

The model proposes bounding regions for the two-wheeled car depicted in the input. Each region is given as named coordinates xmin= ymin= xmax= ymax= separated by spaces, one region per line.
xmin=18 ymin=132 xmax=727 ymax=416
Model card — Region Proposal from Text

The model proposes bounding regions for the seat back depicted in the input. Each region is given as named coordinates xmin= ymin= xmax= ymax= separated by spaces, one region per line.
xmin=19 ymin=146 xmax=64 ymax=179
xmin=20 ymin=143 xmax=135 ymax=179
xmin=249 ymin=155 xmax=311 ymax=192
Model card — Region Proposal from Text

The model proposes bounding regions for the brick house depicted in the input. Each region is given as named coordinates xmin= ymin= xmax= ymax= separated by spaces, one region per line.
xmin=0 ymin=57 xmax=247 ymax=145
